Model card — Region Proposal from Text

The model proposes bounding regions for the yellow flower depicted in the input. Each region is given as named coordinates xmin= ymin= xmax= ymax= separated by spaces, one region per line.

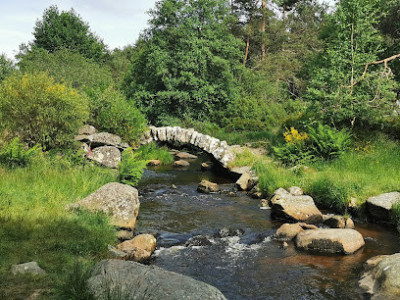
xmin=284 ymin=127 xmax=308 ymax=144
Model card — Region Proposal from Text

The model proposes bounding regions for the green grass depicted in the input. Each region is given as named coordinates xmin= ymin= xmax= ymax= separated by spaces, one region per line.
xmin=254 ymin=136 xmax=400 ymax=213
xmin=0 ymin=157 xmax=118 ymax=299
xmin=135 ymin=142 xmax=174 ymax=165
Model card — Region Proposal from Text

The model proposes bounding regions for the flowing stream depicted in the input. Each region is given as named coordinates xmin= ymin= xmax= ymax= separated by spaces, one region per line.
xmin=136 ymin=153 xmax=400 ymax=300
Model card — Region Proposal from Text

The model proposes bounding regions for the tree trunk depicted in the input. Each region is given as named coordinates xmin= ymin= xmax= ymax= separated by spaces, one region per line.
xmin=283 ymin=5 xmax=286 ymax=23
xmin=261 ymin=0 xmax=267 ymax=59
xmin=244 ymin=35 xmax=250 ymax=66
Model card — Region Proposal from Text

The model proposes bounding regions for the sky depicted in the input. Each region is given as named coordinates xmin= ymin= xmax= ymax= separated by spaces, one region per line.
xmin=0 ymin=0 xmax=158 ymax=59
xmin=0 ymin=0 xmax=334 ymax=60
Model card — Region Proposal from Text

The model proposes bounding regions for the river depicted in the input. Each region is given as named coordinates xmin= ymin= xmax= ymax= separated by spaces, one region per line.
xmin=135 ymin=153 xmax=400 ymax=299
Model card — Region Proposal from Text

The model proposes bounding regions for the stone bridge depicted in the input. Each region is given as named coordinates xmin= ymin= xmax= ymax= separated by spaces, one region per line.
xmin=141 ymin=126 xmax=236 ymax=168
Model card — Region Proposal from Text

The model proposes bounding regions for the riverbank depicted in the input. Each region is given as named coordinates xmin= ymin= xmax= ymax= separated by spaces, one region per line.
xmin=0 ymin=157 xmax=117 ymax=299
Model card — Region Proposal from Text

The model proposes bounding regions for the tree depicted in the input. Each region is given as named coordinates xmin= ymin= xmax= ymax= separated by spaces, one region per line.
xmin=29 ymin=5 xmax=108 ymax=62
xmin=123 ymin=0 xmax=243 ymax=124
xmin=0 ymin=54 xmax=14 ymax=81
xmin=305 ymin=0 xmax=398 ymax=127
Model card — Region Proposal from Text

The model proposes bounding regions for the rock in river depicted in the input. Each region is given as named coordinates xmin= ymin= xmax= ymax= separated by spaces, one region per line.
xmin=275 ymin=223 xmax=317 ymax=241
xmin=270 ymin=189 xmax=323 ymax=224
xmin=68 ymin=182 xmax=140 ymax=231
xmin=366 ymin=192 xmax=400 ymax=223
xmin=359 ymin=253 xmax=400 ymax=299
xmin=295 ymin=228 xmax=365 ymax=254
xmin=117 ymin=234 xmax=157 ymax=262
xmin=197 ymin=179 xmax=220 ymax=194
xmin=87 ymin=259 xmax=227 ymax=300
xmin=175 ymin=152 xmax=198 ymax=159
xmin=173 ymin=160 xmax=190 ymax=167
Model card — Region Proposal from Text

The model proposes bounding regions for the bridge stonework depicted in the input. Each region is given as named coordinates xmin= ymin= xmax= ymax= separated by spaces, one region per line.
xmin=141 ymin=126 xmax=236 ymax=168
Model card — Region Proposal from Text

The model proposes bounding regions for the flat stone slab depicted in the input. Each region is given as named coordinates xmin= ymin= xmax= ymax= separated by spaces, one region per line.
xmin=68 ymin=182 xmax=140 ymax=230
xmin=175 ymin=152 xmax=198 ymax=159
xmin=366 ymin=192 xmax=400 ymax=223
xmin=295 ymin=228 xmax=365 ymax=254
xmin=87 ymin=260 xmax=227 ymax=300
xmin=270 ymin=191 xmax=323 ymax=224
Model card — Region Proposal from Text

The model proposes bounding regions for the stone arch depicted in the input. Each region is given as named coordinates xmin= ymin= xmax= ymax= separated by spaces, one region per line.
xmin=141 ymin=126 xmax=235 ymax=168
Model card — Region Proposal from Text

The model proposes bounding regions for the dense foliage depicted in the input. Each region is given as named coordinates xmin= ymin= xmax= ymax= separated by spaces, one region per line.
xmin=123 ymin=0 xmax=243 ymax=124
xmin=28 ymin=5 xmax=108 ymax=62
xmin=0 ymin=72 xmax=89 ymax=149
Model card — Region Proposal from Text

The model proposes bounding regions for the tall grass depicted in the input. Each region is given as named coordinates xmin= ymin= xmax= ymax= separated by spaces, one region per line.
xmin=0 ymin=157 xmax=117 ymax=299
xmin=255 ymin=137 xmax=400 ymax=213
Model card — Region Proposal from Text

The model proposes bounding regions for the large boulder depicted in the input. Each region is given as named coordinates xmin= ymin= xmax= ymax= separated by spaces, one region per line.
xmin=235 ymin=172 xmax=256 ymax=191
xmin=366 ymin=192 xmax=400 ymax=223
xmin=11 ymin=262 xmax=46 ymax=276
xmin=88 ymin=146 xmax=121 ymax=169
xmin=359 ymin=253 xmax=400 ymax=299
xmin=117 ymin=234 xmax=157 ymax=262
xmin=197 ymin=180 xmax=220 ymax=194
xmin=295 ymin=228 xmax=365 ymax=254
xmin=87 ymin=260 xmax=227 ymax=300
xmin=69 ymin=183 xmax=140 ymax=230
xmin=270 ymin=189 xmax=323 ymax=224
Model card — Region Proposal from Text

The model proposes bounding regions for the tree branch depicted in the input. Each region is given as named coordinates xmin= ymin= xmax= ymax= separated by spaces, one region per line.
xmin=349 ymin=54 xmax=400 ymax=88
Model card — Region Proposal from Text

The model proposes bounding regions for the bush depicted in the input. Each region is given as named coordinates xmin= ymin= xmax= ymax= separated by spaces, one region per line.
xmin=0 ymin=72 xmax=89 ymax=149
xmin=18 ymin=48 xmax=113 ymax=92
xmin=307 ymin=123 xmax=352 ymax=160
xmin=273 ymin=124 xmax=352 ymax=165
xmin=118 ymin=149 xmax=147 ymax=186
xmin=0 ymin=138 xmax=41 ymax=168
xmin=87 ymin=86 xmax=147 ymax=143
xmin=273 ymin=127 xmax=313 ymax=165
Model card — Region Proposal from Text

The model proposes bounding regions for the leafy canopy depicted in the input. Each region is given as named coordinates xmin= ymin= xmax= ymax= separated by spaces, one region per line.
xmin=30 ymin=5 xmax=108 ymax=62
xmin=123 ymin=0 xmax=243 ymax=124
xmin=305 ymin=0 xmax=398 ymax=127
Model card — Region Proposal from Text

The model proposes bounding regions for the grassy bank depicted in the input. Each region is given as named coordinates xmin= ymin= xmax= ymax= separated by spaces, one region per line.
xmin=232 ymin=135 xmax=400 ymax=216
xmin=0 ymin=157 xmax=118 ymax=299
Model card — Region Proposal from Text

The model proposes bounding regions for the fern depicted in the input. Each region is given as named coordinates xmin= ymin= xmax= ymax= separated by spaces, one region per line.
xmin=0 ymin=138 xmax=41 ymax=168
xmin=307 ymin=123 xmax=352 ymax=160
xmin=118 ymin=148 xmax=147 ymax=186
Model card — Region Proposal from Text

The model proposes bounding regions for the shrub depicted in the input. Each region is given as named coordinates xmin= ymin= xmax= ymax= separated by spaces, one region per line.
xmin=0 ymin=138 xmax=41 ymax=168
xmin=273 ymin=127 xmax=314 ymax=166
xmin=273 ymin=124 xmax=352 ymax=165
xmin=87 ymin=86 xmax=147 ymax=143
xmin=0 ymin=72 xmax=89 ymax=149
xmin=307 ymin=123 xmax=352 ymax=160
xmin=118 ymin=149 xmax=147 ymax=186
xmin=18 ymin=48 xmax=113 ymax=91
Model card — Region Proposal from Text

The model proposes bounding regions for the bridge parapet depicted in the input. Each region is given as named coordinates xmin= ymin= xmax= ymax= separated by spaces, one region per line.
xmin=141 ymin=126 xmax=236 ymax=168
